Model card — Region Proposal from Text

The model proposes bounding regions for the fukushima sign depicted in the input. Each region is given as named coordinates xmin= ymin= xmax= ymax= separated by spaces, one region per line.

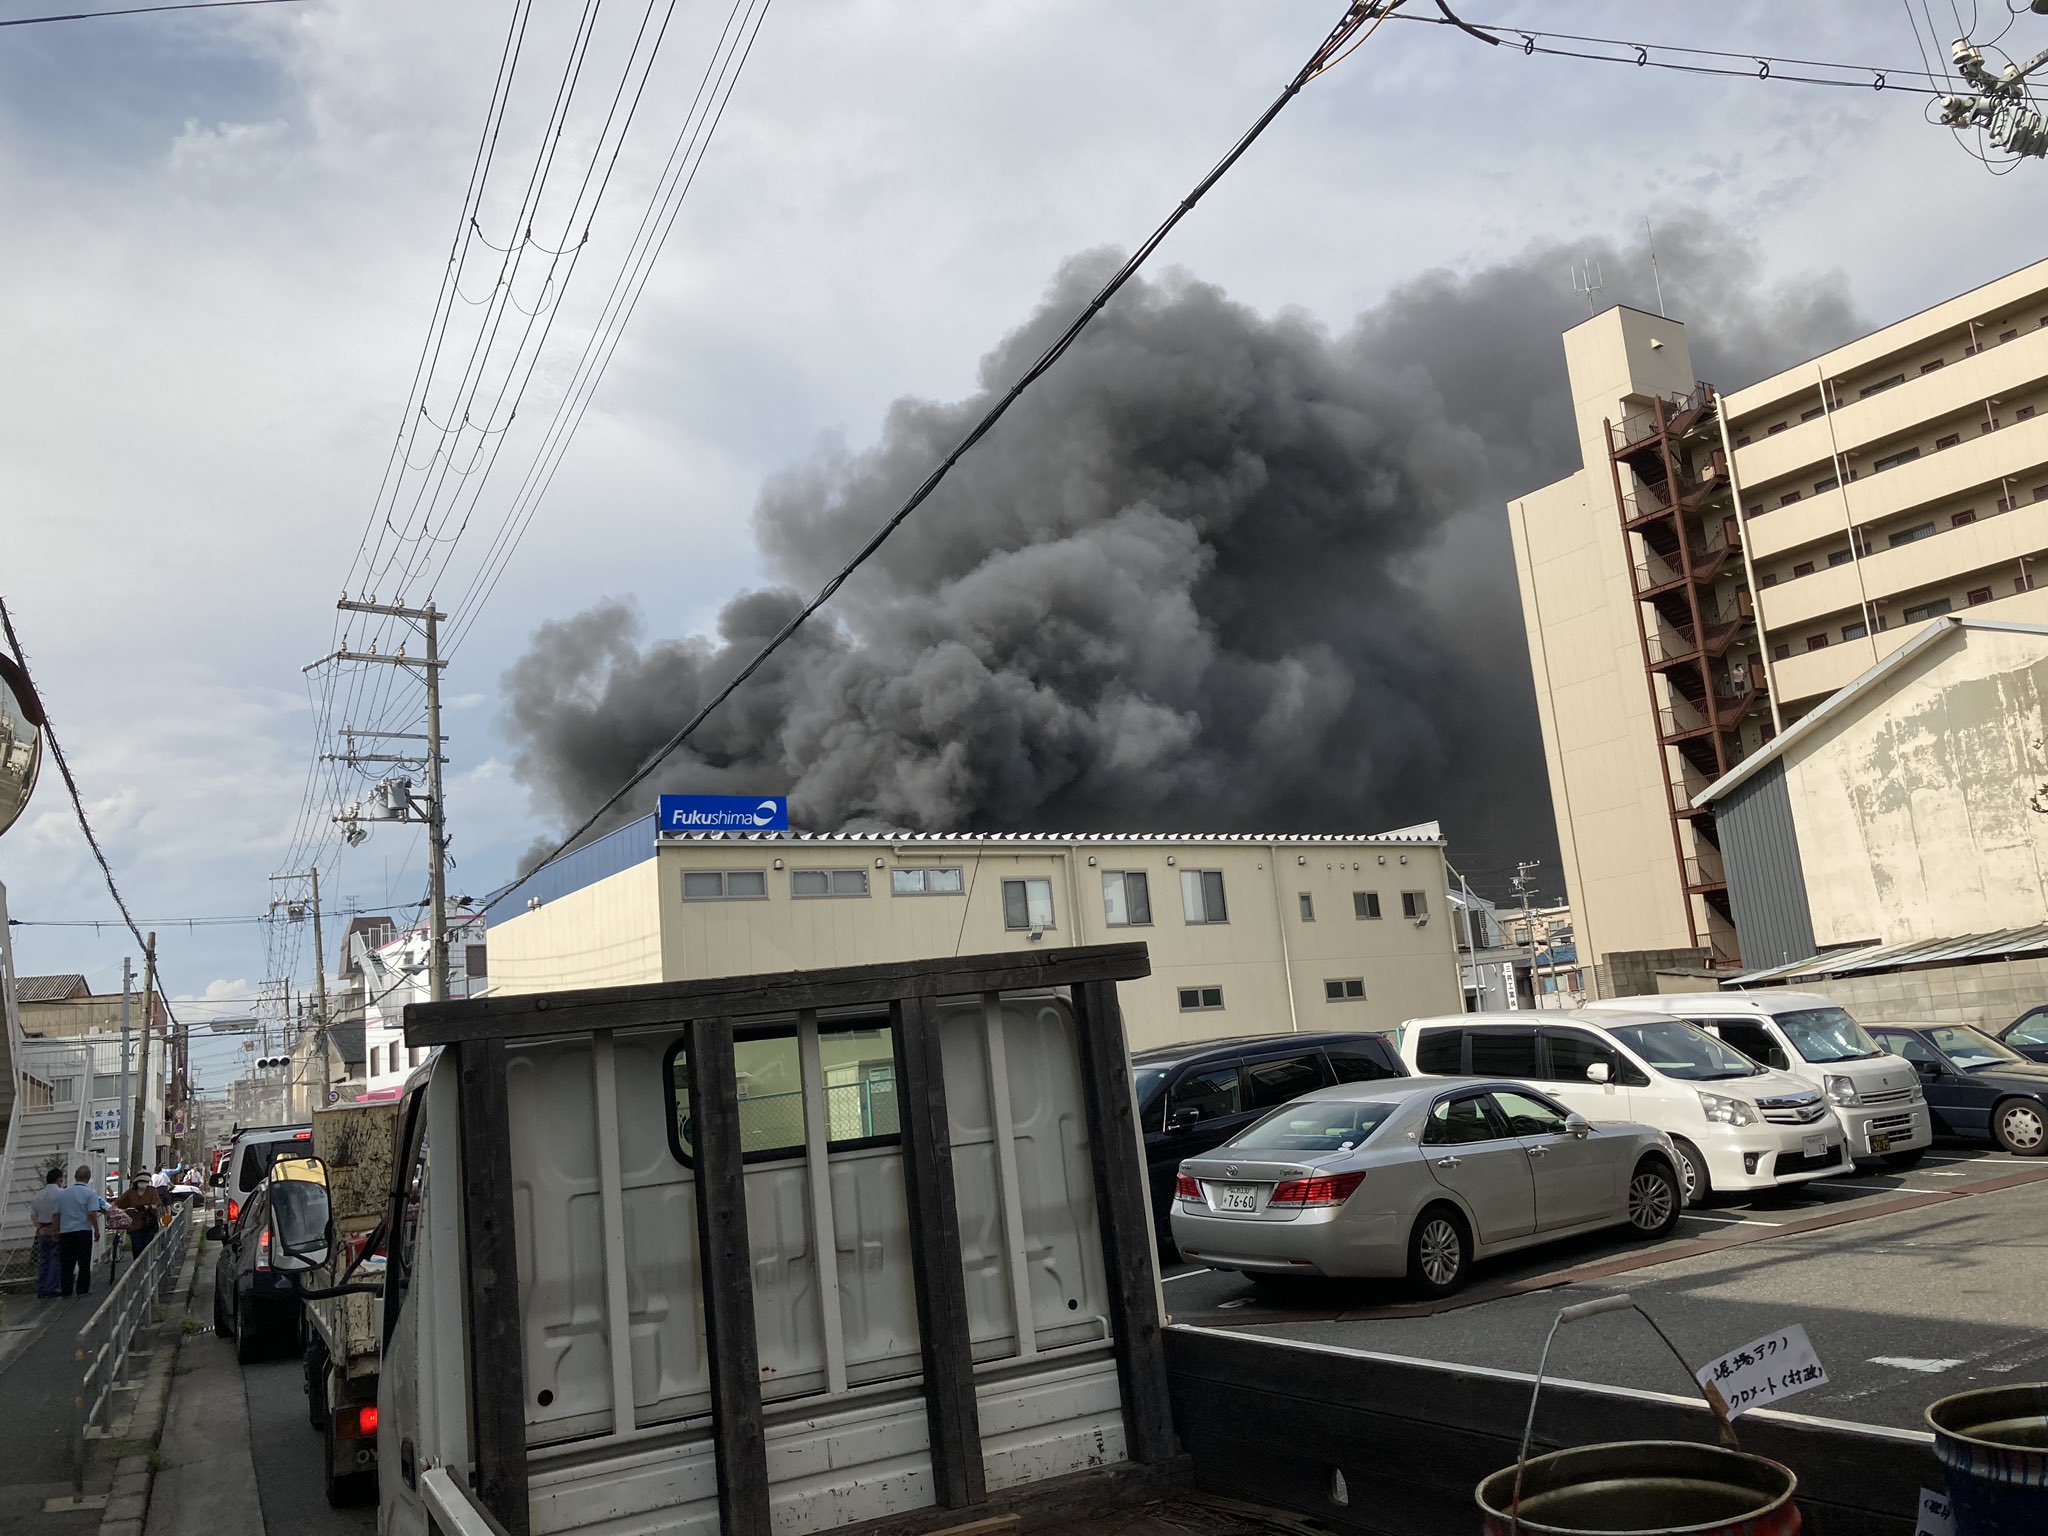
xmin=657 ymin=794 xmax=788 ymax=834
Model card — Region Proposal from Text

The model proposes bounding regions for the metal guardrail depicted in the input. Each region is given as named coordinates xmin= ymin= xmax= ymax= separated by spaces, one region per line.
xmin=73 ymin=1200 xmax=191 ymax=1489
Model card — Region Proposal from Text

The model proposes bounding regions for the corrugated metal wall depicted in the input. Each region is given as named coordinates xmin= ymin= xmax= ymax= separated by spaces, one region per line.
xmin=1715 ymin=764 xmax=1816 ymax=969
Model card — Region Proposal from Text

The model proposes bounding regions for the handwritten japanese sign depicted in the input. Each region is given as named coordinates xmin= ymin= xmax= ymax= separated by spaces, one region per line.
xmin=1914 ymin=1488 xmax=1955 ymax=1536
xmin=1695 ymin=1324 xmax=1829 ymax=1419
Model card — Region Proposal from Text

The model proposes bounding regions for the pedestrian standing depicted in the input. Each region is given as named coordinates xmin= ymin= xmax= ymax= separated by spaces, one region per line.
xmin=55 ymin=1164 xmax=108 ymax=1298
xmin=30 ymin=1169 xmax=63 ymax=1298
xmin=115 ymin=1174 xmax=164 ymax=1257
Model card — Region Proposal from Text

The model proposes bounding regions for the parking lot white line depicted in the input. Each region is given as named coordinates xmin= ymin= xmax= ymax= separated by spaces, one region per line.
xmin=1920 ymin=1154 xmax=2006 ymax=1165
xmin=1869 ymin=1356 xmax=1964 ymax=1373
xmin=1681 ymin=1213 xmax=1785 ymax=1226
xmin=1827 ymin=1181 xmax=1944 ymax=1194
xmin=1161 ymin=1267 xmax=1211 ymax=1283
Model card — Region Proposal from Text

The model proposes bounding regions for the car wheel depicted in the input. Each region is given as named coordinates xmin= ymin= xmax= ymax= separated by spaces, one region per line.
xmin=1407 ymin=1206 xmax=1469 ymax=1299
xmin=305 ymin=1333 xmax=331 ymax=1432
xmin=235 ymin=1297 xmax=265 ymax=1365
xmin=1881 ymin=1147 xmax=1927 ymax=1170
xmin=1992 ymin=1098 xmax=2047 ymax=1157
xmin=1626 ymin=1160 xmax=1682 ymax=1239
xmin=213 ymin=1278 xmax=232 ymax=1339
xmin=1669 ymin=1137 xmax=1712 ymax=1206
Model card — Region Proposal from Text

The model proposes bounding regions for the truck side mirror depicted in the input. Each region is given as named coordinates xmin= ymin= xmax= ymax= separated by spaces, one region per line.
xmin=270 ymin=1158 xmax=334 ymax=1272
xmin=1166 ymin=1107 xmax=1203 ymax=1133
xmin=1768 ymin=1048 xmax=1791 ymax=1071
xmin=209 ymin=1173 xmax=225 ymax=1188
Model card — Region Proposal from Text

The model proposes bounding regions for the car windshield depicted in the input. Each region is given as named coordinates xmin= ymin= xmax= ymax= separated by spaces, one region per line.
xmin=1776 ymin=1006 xmax=1882 ymax=1063
xmin=1928 ymin=1026 xmax=2028 ymax=1070
xmin=1228 ymin=1099 xmax=1396 ymax=1156
xmin=1606 ymin=1019 xmax=1764 ymax=1081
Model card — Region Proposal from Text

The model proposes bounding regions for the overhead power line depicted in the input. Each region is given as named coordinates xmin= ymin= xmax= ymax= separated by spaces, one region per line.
xmin=1389 ymin=8 xmax=1952 ymax=94
xmin=0 ymin=596 xmax=179 ymax=1032
xmin=0 ymin=0 xmax=303 ymax=26
xmin=501 ymin=0 xmax=1400 ymax=899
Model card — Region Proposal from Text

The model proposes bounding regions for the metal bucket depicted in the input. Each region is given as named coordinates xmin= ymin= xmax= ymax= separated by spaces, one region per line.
xmin=1927 ymin=1384 xmax=2048 ymax=1536
xmin=1476 ymin=1440 xmax=1801 ymax=1535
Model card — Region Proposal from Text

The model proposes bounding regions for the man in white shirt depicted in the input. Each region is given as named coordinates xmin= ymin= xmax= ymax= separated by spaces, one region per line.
xmin=55 ymin=1165 xmax=109 ymax=1298
xmin=30 ymin=1169 xmax=64 ymax=1298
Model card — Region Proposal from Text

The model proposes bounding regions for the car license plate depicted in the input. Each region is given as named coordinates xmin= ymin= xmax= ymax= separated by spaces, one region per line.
xmin=1870 ymin=1132 xmax=1891 ymax=1155
xmin=1214 ymin=1185 xmax=1258 ymax=1213
xmin=1803 ymin=1133 xmax=1825 ymax=1159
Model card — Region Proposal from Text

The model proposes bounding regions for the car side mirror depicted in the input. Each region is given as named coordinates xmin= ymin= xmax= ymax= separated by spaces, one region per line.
xmin=1564 ymin=1114 xmax=1592 ymax=1140
xmin=1585 ymin=1062 xmax=1611 ymax=1085
xmin=269 ymin=1158 xmax=334 ymax=1272
xmin=1913 ymin=1059 xmax=1943 ymax=1079
xmin=209 ymin=1173 xmax=225 ymax=1187
xmin=1768 ymin=1049 xmax=1791 ymax=1071
xmin=1166 ymin=1108 xmax=1203 ymax=1133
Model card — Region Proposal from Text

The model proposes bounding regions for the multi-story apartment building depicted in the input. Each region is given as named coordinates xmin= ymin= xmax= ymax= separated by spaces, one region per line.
xmin=1510 ymin=258 xmax=2048 ymax=978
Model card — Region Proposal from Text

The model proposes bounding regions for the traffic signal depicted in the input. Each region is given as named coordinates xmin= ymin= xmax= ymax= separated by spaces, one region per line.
xmin=255 ymin=1056 xmax=291 ymax=1070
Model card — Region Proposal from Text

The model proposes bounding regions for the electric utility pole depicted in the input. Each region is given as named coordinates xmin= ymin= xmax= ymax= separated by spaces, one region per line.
xmin=271 ymin=867 xmax=332 ymax=1110
xmin=311 ymin=599 xmax=450 ymax=1003
xmin=1940 ymin=35 xmax=2048 ymax=159
xmin=128 ymin=933 xmax=157 ymax=1174
xmin=1512 ymin=861 xmax=1542 ymax=1010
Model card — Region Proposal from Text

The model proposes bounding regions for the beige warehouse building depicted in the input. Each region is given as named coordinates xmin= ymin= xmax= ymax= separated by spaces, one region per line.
xmin=1510 ymin=258 xmax=2048 ymax=978
xmin=483 ymin=818 xmax=1461 ymax=1050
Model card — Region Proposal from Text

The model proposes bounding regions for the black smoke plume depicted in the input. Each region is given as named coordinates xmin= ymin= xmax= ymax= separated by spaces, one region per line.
xmin=503 ymin=217 xmax=1860 ymax=892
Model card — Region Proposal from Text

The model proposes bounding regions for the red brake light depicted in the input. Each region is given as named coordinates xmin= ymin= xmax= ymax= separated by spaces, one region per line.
xmin=336 ymin=1403 xmax=380 ymax=1439
xmin=357 ymin=1405 xmax=378 ymax=1436
xmin=256 ymin=1228 xmax=272 ymax=1271
xmin=226 ymin=1199 xmax=241 ymax=1223
xmin=293 ymin=1131 xmax=312 ymax=1140
xmin=1174 ymin=1173 xmax=1201 ymax=1201
xmin=1269 ymin=1171 xmax=1367 ymax=1207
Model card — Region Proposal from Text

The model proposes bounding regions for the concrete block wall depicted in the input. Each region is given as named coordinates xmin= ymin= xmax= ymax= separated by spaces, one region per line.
xmin=1744 ymin=956 xmax=2048 ymax=1030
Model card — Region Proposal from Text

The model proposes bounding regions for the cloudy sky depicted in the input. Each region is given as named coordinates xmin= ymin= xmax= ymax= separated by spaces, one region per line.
xmin=3 ymin=0 xmax=2046 ymax=1087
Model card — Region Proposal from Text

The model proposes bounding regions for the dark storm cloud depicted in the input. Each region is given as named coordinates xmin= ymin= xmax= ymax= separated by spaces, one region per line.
xmin=503 ymin=217 xmax=1860 ymax=890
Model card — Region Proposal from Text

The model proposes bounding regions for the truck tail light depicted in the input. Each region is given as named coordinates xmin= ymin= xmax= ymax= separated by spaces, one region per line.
xmin=1174 ymin=1173 xmax=1201 ymax=1201
xmin=226 ymin=1199 xmax=241 ymax=1224
xmin=1269 ymin=1171 xmax=1366 ymax=1207
xmin=256 ymin=1228 xmax=272 ymax=1271
xmin=337 ymin=1404 xmax=379 ymax=1439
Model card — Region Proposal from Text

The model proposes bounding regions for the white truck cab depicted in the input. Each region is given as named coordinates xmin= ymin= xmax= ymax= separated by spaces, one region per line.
xmin=1397 ymin=1011 xmax=1853 ymax=1205
xmin=1587 ymin=992 xmax=1932 ymax=1167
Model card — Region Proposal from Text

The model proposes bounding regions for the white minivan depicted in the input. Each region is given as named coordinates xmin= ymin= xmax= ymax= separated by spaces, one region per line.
xmin=1587 ymin=992 xmax=1932 ymax=1168
xmin=1398 ymin=1011 xmax=1853 ymax=1204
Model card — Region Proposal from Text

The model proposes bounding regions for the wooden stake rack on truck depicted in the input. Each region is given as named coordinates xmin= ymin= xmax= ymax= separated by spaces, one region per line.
xmin=382 ymin=943 xmax=1180 ymax=1536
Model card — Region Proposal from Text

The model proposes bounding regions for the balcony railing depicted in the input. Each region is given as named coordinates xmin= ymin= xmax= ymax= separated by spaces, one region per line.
xmin=1684 ymin=853 xmax=1728 ymax=890
xmin=1616 ymin=383 xmax=1715 ymax=449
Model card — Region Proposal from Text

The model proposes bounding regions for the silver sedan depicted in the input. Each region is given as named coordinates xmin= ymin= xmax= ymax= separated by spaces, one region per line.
xmin=1170 ymin=1077 xmax=1683 ymax=1296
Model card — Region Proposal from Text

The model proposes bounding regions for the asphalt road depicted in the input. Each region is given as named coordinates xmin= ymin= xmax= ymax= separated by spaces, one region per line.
xmin=1162 ymin=1146 xmax=2048 ymax=1432
xmin=237 ymin=1330 xmax=375 ymax=1535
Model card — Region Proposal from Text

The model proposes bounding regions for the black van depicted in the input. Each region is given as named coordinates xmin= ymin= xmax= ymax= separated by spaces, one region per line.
xmin=1131 ymin=1031 xmax=1405 ymax=1248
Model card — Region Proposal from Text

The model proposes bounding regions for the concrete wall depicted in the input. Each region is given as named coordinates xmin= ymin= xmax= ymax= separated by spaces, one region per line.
xmin=497 ymin=835 xmax=1462 ymax=1054
xmin=1741 ymin=956 xmax=2048 ymax=1033
xmin=1774 ymin=623 xmax=2048 ymax=947
xmin=1509 ymin=306 xmax=1701 ymax=970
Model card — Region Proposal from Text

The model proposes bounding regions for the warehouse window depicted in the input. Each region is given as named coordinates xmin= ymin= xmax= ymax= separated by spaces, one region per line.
xmin=1102 ymin=870 xmax=1152 ymax=927
xmin=890 ymin=867 xmax=963 ymax=896
xmin=1323 ymin=978 xmax=1366 ymax=1002
xmin=1828 ymin=549 xmax=1853 ymax=567
xmin=1813 ymin=476 xmax=1839 ymax=494
xmin=1758 ymin=572 xmax=1778 ymax=588
xmin=1299 ymin=892 xmax=1316 ymax=922
xmin=1936 ymin=433 xmax=1960 ymax=450
xmin=682 ymin=870 xmax=768 ymax=901
xmin=1002 ymin=878 xmax=1055 ymax=931
xmin=1903 ymin=598 xmax=1955 ymax=623
xmin=1968 ymin=587 xmax=1994 ymax=606
xmin=1779 ymin=492 xmax=1802 ymax=507
xmin=1177 ymin=987 xmax=1225 ymax=1012
xmin=1806 ymin=634 xmax=1829 ymax=651
xmin=1952 ymin=509 xmax=1978 ymax=528
xmin=1354 ymin=891 xmax=1382 ymax=919
xmin=1772 ymin=643 xmax=1791 ymax=661
xmin=667 ymin=1022 xmax=900 ymax=1167
xmin=1181 ymin=870 xmax=1229 ymax=924
xmin=1792 ymin=561 xmax=1815 ymax=578
xmin=1401 ymin=890 xmax=1429 ymax=919
xmin=1842 ymin=621 xmax=1869 ymax=642
xmin=792 ymin=868 xmax=870 ymax=898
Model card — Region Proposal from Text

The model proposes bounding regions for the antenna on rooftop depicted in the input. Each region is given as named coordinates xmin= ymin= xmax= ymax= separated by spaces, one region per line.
xmin=1645 ymin=218 xmax=1667 ymax=317
xmin=1571 ymin=258 xmax=1604 ymax=316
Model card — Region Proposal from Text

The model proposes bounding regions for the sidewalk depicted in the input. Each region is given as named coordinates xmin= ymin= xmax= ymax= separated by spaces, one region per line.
xmin=0 ymin=1233 xmax=202 ymax=1536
